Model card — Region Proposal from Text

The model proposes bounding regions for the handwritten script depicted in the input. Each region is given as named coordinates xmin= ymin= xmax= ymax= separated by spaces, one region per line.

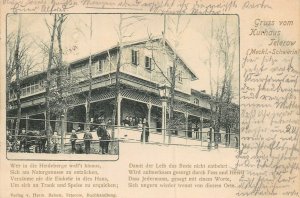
xmin=2 ymin=0 xmax=272 ymax=14
xmin=238 ymin=18 xmax=299 ymax=197
xmin=2 ymin=0 xmax=299 ymax=197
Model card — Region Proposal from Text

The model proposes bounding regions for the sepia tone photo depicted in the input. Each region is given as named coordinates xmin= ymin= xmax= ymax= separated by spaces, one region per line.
xmin=6 ymin=14 xmax=239 ymax=161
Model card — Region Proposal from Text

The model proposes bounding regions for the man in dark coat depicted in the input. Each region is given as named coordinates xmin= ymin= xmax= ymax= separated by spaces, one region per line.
xmin=83 ymin=129 xmax=93 ymax=154
xmin=18 ymin=128 xmax=27 ymax=152
xmin=70 ymin=129 xmax=78 ymax=154
xmin=39 ymin=130 xmax=47 ymax=153
xmin=141 ymin=118 xmax=149 ymax=142
xmin=97 ymin=123 xmax=110 ymax=154
xmin=52 ymin=131 xmax=59 ymax=153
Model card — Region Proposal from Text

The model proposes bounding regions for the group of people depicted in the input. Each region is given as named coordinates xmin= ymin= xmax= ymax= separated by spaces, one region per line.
xmin=69 ymin=122 xmax=111 ymax=154
xmin=6 ymin=123 xmax=111 ymax=155
xmin=122 ymin=116 xmax=144 ymax=128
xmin=6 ymin=128 xmax=58 ymax=153
xmin=7 ymin=116 xmax=151 ymax=154
xmin=122 ymin=116 xmax=150 ymax=142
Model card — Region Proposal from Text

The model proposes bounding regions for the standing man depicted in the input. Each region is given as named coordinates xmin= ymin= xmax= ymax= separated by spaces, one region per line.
xmin=18 ymin=128 xmax=27 ymax=152
xmin=83 ymin=129 xmax=93 ymax=154
xmin=70 ymin=129 xmax=78 ymax=154
xmin=39 ymin=129 xmax=47 ymax=153
xmin=52 ymin=131 xmax=59 ymax=153
xmin=34 ymin=130 xmax=41 ymax=153
xmin=97 ymin=123 xmax=110 ymax=154
xmin=142 ymin=118 xmax=149 ymax=142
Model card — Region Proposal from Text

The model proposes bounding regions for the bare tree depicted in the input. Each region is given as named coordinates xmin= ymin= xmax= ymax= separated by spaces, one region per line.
xmin=110 ymin=14 xmax=145 ymax=141
xmin=7 ymin=15 xmax=44 ymax=146
xmin=45 ymin=14 xmax=57 ymax=152
xmin=6 ymin=32 xmax=18 ymax=110
xmin=56 ymin=14 xmax=68 ymax=98
xmin=12 ymin=15 xmax=22 ymax=140
xmin=146 ymin=15 xmax=190 ymax=143
xmin=207 ymin=16 xmax=238 ymax=145
xmin=66 ymin=15 xmax=95 ymax=130
xmin=86 ymin=14 xmax=93 ymax=130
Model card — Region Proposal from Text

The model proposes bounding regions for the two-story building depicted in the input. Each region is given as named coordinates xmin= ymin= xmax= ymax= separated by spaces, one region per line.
xmin=7 ymin=37 xmax=219 ymax=138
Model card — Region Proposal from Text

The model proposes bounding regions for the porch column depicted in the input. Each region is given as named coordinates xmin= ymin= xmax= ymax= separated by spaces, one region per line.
xmin=84 ymin=101 xmax=88 ymax=130
xmin=199 ymin=114 xmax=203 ymax=141
xmin=25 ymin=113 xmax=29 ymax=132
xmin=184 ymin=112 xmax=189 ymax=139
xmin=117 ymin=96 xmax=123 ymax=126
xmin=161 ymin=99 xmax=168 ymax=144
xmin=63 ymin=109 xmax=68 ymax=133
xmin=147 ymin=103 xmax=152 ymax=129
xmin=43 ymin=111 xmax=46 ymax=130
xmin=61 ymin=109 xmax=68 ymax=152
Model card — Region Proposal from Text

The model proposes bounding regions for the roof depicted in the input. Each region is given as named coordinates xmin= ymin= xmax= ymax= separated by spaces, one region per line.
xmin=17 ymin=37 xmax=200 ymax=82
xmin=69 ymin=37 xmax=199 ymax=81
xmin=10 ymin=67 xmax=58 ymax=85
xmin=191 ymin=89 xmax=211 ymax=99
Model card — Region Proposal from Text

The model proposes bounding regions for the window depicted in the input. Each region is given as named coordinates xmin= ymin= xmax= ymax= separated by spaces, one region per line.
xmin=39 ymin=80 xmax=44 ymax=87
xmin=194 ymin=98 xmax=199 ymax=105
xmin=145 ymin=56 xmax=152 ymax=70
xmin=97 ymin=60 xmax=104 ymax=72
xmin=21 ymin=88 xmax=26 ymax=96
xmin=178 ymin=70 xmax=183 ymax=83
xmin=26 ymin=86 xmax=30 ymax=95
xmin=35 ymin=84 xmax=39 ymax=92
xmin=131 ymin=50 xmax=139 ymax=65
xmin=30 ymin=84 xmax=35 ymax=94
xmin=168 ymin=66 xmax=173 ymax=78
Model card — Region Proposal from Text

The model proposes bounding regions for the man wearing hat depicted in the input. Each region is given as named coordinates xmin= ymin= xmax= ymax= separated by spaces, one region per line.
xmin=97 ymin=122 xmax=110 ymax=154
xmin=18 ymin=128 xmax=27 ymax=152
xmin=83 ymin=129 xmax=93 ymax=154
xmin=70 ymin=129 xmax=78 ymax=154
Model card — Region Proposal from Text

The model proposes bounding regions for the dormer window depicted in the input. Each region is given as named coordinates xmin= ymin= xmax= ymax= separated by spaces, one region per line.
xmin=194 ymin=98 xmax=199 ymax=105
xmin=131 ymin=49 xmax=139 ymax=65
xmin=145 ymin=56 xmax=152 ymax=70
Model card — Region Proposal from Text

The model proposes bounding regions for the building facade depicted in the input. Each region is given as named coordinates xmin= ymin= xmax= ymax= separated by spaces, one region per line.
xmin=7 ymin=38 xmax=237 ymax=140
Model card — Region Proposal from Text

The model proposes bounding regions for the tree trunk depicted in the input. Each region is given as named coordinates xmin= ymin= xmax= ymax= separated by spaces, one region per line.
xmin=57 ymin=15 xmax=64 ymax=98
xmin=57 ymin=14 xmax=66 ymax=148
xmin=168 ymin=54 xmax=176 ymax=144
xmin=86 ymin=14 xmax=93 ymax=130
xmin=110 ymin=14 xmax=124 ymax=154
xmin=14 ymin=15 xmax=22 ymax=140
xmin=45 ymin=14 xmax=57 ymax=153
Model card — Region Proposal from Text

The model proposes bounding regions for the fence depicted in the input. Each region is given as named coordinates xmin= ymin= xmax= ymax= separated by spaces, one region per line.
xmin=6 ymin=117 xmax=239 ymax=154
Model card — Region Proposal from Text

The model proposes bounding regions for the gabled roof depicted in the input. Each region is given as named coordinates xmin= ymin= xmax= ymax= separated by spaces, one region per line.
xmin=70 ymin=37 xmax=199 ymax=81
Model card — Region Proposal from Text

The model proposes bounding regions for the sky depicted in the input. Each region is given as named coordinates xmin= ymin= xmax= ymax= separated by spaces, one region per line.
xmin=7 ymin=14 xmax=239 ymax=101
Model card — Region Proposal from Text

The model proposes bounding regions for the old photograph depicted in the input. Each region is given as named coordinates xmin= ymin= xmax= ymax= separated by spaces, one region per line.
xmin=6 ymin=14 xmax=239 ymax=160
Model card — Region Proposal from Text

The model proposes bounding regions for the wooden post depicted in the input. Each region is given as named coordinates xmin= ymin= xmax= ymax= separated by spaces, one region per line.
xmin=117 ymin=96 xmax=122 ymax=127
xmin=185 ymin=112 xmax=189 ymax=145
xmin=200 ymin=115 xmax=203 ymax=146
xmin=25 ymin=114 xmax=29 ymax=132
xmin=147 ymin=103 xmax=152 ymax=133
xmin=143 ymin=126 xmax=146 ymax=144
xmin=161 ymin=99 xmax=167 ymax=144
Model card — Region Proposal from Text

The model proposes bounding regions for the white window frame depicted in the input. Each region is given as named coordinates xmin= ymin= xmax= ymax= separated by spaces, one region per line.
xmin=97 ymin=59 xmax=104 ymax=72
xmin=178 ymin=70 xmax=183 ymax=83
xmin=145 ymin=56 xmax=152 ymax=70
xmin=131 ymin=49 xmax=139 ymax=66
